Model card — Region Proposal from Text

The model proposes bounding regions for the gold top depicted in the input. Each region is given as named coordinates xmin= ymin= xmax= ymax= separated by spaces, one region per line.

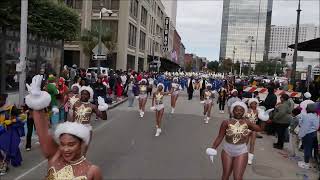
xmin=204 ymin=91 xmax=212 ymax=100
xmin=172 ymin=83 xmax=179 ymax=91
xmin=245 ymin=110 xmax=258 ymax=123
xmin=74 ymin=104 xmax=92 ymax=124
xmin=69 ymin=95 xmax=80 ymax=107
xmin=225 ymin=120 xmax=250 ymax=144
xmin=140 ymin=85 xmax=147 ymax=94
xmin=46 ymin=165 xmax=87 ymax=180
xmin=155 ymin=93 xmax=164 ymax=105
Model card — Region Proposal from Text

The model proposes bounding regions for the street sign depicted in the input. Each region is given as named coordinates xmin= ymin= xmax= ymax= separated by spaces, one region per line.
xmin=92 ymin=43 xmax=109 ymax=56
xmin=301 ymin=73 xmax=307 ymax=80
xmin=92 ymin=54 xmax=107 ymax=60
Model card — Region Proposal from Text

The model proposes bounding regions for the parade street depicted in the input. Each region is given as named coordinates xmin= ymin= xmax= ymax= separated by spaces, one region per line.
xmin=4 ymin=91 xmax=318 ymax=180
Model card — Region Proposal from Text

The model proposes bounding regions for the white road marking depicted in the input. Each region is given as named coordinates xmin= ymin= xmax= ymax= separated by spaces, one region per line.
xmin=15 ymin=116 xmax=116 ymax=180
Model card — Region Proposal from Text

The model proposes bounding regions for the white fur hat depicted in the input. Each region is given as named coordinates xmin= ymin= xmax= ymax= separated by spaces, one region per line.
xmin=79 ymin=86 xmax=94 ymax=101
xmin=157 ymin=83 xmax=164 ymax=88
xmin=231 ymin=89 xmax=238 ymax=94
xmin=139 ymin=79 xmax=147 ymax=84
xmin=55 ymin=122 xmax=91 ymax=145
xmin=231 ymin=101 xmax=248 ymax=115
xmin=248 ymin=98 xmax=259 ymax=106
xmin=304 ymin=92 xmax=311 ymax=99
xmin=206 ymin=82 xmax=212 ymax=87
xmin=71 ymin=83 xmax=81 ymax=93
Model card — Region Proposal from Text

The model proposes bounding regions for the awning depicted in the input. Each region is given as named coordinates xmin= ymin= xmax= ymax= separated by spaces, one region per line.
xmin=147 ymin=55 xmax=181 ymax=71
xmin=288 ymin=38 xmax=320 ymax=52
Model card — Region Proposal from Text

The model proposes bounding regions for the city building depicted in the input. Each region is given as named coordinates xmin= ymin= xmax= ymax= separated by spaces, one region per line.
xmin=184 ymin=53 xmax=206 ymax=72
xmin=179 ymin=43 xmax=185 ymax=70
xmin=269 ymin=24 xmax=320 ymax=58
xmin=173 ymin=30 xmax=181 ymax=65
xmin=64 ymin=0 xmax=180 ymax=72
xmin=219 ymin=0 xmax=273 ymax=66
xmin=269 ymin=24 xmax=320 ymax=73
xmin=161 ymin=0 xmax=177 ymax=28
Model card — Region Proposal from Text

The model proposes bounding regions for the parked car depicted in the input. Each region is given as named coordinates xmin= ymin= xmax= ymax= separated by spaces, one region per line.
xmin=86 ymin=67 xmax=109 ymax=77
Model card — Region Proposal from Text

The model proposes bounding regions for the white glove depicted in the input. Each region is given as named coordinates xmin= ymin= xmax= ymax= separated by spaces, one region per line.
xmin=150 ymin=106 xmax=156 ymax=111
xmin=200 ymin=101 xmax=205 ymax=104
xmin=258 ymin=109 xmax=269 ymax=121
xmin=25 ymin=75 xmax=51 ymax=110
xmin=206 ymin=148 xmax=217 ymax=163
xmin=98 ymin=96 xmax=108 ymax=111
xmin=52 ymin=106 xmax=59 ymax=114
xmin=135 ymin=96 xmax=140 ymax=99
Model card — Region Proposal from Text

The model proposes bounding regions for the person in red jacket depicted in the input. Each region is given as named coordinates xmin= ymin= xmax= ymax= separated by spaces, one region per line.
xmin=115 ymin=77 xmax=123 ymax=100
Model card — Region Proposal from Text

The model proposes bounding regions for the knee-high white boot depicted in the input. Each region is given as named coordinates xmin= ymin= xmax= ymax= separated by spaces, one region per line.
xmin=248 ymin=153 xmax=254 ymax=165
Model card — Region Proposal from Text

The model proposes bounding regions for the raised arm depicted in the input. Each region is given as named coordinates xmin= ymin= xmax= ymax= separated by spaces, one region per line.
xmin=212 ymin=120 xmax=228 ymax=149
xmin=25 ymin=75 xmax=58 ymax=159
xmin=33 ymin=110 xmax=59 ymax=159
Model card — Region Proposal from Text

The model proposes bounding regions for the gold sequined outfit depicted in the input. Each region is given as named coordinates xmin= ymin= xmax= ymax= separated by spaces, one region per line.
xmin=245 ymin=110 xmax=258 ymax=124
xmin=46 ymin=165 xmax=87 ymax=180
xmin=225 ymin=120 xmax=250 ymax=144
xmin=74 ymin=104 xmax=92 ymax=124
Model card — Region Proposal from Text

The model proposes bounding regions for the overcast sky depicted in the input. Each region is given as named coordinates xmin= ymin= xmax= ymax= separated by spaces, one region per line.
xmin=176 ymin=0 xmax=320 ymax=61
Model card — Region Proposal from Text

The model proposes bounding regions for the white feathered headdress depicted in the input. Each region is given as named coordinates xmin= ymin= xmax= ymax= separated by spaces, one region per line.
xmin=55 ymin=122 xmax=91 ymax=145
xmin=79 ymin=86 xmax=94 ymax=101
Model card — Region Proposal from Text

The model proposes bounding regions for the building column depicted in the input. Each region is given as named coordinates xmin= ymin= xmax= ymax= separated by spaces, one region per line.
xmin=80 ymin=0 xmax=92 ymax=69
xmin=116 ymin=0 xmax=130 ymax=70
xmin=134 ymin=3 xmax=142 ymax=71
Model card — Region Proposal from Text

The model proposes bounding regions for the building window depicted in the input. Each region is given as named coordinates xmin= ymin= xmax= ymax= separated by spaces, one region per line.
xmin=65 ymin=0 xmax=82 ymax=9
xmin=139 ymin=31 xmax=146 ymax=51
xmin=130 ymin=0 xmax=138 ymax=19
xmin=141 ymin=6 xmax=147 ymax=27
xmin=111 ymin=0 xmax=119 ymax=10
xmin=92 ymin=0 xmax=119 ymax=10
xmin=128 ymin=23 xmax=137 ymax=47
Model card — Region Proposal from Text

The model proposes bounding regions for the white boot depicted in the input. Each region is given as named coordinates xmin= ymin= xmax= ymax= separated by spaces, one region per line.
xmin=155 ymin=128 xmax=162 ymax=137
xmin=205 ymin=116 xmax=209 ymax=124
xmin=248 ymin=153 xmax=254 ymax=165
xmin=171 ymin=108 xmax=175 ymax=114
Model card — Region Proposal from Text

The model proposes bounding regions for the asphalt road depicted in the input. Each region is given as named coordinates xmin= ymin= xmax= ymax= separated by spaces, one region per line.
xmin=3 ymin=91 xmax=318 ymax=180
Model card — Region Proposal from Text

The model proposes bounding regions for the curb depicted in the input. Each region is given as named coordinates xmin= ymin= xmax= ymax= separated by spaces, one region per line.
xmin=108 ymin=98 xmax=128 ymax=110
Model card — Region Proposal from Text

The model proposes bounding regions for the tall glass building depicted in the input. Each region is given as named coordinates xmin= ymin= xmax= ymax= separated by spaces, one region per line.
xmin=219 ymin=0 xmax=273 ymax=65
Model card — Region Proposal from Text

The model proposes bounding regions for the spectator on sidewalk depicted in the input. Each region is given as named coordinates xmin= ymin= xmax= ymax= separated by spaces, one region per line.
xmin=300 ymin=92 xmax=314 ymax=114
xmin=272 ymin=94 xmax=293 ymax=150
xmin=298 ymin=103 xmax=319 ymax=169
xmin=24 ymin=104 xmax=34 ymax=151
xmin=0 ymin=94 xmax=26 ymax=175
xmin=261 ymin=87 xmax=278 ymax=135
xmin=289 ymin=108 xmax=301 ymax=157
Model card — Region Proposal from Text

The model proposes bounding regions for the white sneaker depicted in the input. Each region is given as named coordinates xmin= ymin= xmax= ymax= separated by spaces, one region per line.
xmin=139 ymin=111 xmax=143 ymax=118
xmin=155 ymin=128 xmax=162 ymax=137
xmin=248 ymin=153 xmax=254 ymax=165
xmin=298 ymin=161 xmax=309 ymax=169
xmin=171 ymin=108 xmax=175 ymax=114
xmin=222 ymin=111 xmax=225 ymax=114
xmin=219 ymin=110 xmax=222 ymax=113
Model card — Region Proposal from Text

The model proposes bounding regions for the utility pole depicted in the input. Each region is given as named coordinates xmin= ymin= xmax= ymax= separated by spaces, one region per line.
xmin=18 ymin=0 xmax=28 ymax=107
xmin=246 ymin=36 xmax=254 ymax=76
xmin=231 ymin=46 xmax=236 ymax=74
xmin=291 ymin=0 xmax=302 ymax=89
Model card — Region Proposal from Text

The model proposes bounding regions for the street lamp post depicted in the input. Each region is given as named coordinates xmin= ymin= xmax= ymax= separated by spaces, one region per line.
xmin=246 ymin=36 xmax=255 ymax=76
xmin=231 ymin=46 xmax=236 ymax=75
xmin=152 ymin=35 xmax=161 ymax=73
xmin=97 ymin=8 xmax=112 ymax=74
xmin=291 ymin=0 xmax=302 ymax=89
